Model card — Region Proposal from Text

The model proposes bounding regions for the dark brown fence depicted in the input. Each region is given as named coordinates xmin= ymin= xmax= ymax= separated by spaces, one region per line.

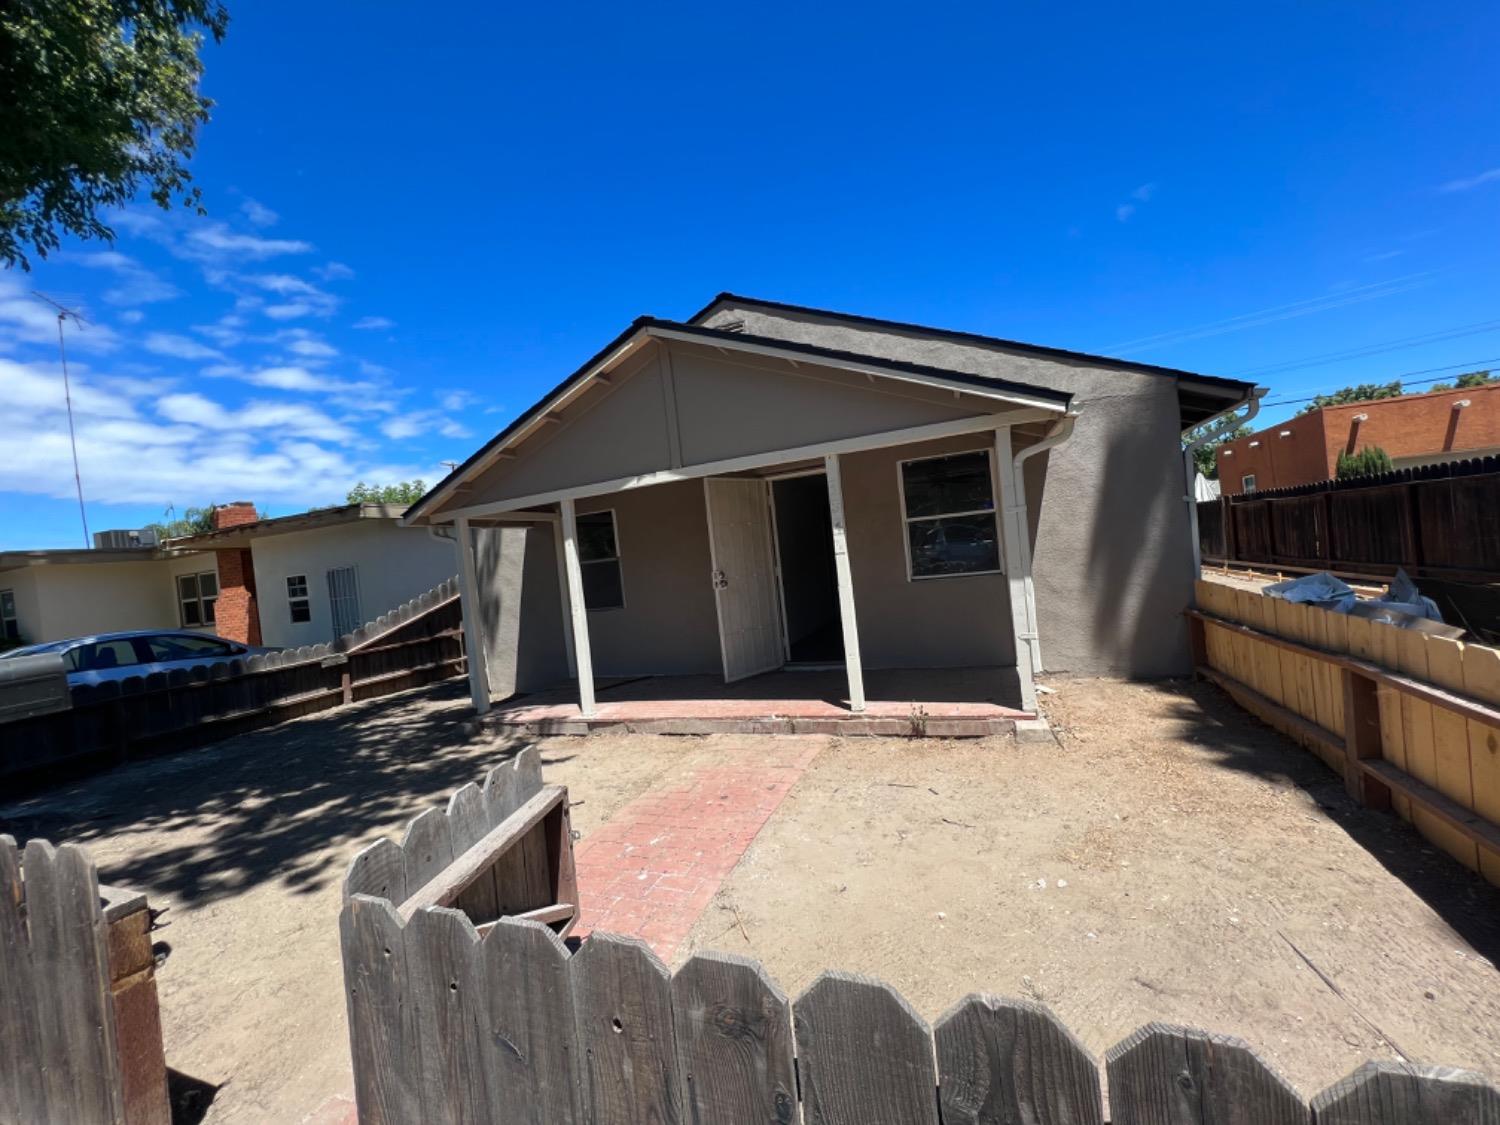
xmin=1198 ymin=456 xmax=1500 ymax=580
xmin=0 ymin=579 xmax=464 ymax=792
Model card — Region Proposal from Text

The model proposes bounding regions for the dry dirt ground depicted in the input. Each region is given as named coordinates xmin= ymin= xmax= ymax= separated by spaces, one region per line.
xmin=3 ymin=675 xmax=1498 ymax=1120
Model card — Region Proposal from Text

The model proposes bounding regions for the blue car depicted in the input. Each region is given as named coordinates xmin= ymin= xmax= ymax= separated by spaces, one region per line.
xmin=0 ymin=630 xmax=274 ymax=686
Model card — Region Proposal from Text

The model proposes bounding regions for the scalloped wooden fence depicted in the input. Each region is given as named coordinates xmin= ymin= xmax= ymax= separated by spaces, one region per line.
xmin=0 ymin=578 xmax=465 ymax=793
xmin=338 ymin=906 xmax=1500 ymax=1125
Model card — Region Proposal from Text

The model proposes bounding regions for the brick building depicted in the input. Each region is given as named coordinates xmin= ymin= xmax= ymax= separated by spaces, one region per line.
xmin=1216 ymin=382 xmax=1500 ymax=495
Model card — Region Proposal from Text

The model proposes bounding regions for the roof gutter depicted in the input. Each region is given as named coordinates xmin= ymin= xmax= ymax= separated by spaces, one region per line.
xmin=1181 ymin=387 xmax=1265 ymax=575
xmin=1009 ymin=414 xmax=1079 ymax=674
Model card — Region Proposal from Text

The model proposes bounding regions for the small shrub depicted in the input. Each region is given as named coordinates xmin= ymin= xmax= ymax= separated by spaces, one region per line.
xmin=1336 ymin=446 xmax=1393 ymax=479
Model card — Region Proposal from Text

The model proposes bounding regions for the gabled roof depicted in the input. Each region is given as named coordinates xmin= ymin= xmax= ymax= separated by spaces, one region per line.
xmin=402 ymin=316 xmax=1076 ymax=524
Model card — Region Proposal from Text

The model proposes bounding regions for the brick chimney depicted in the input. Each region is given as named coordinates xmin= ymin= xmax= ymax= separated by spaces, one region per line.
xmin=212 ymin=501 xmax=259 ymax=530
xmin=210 ymin=502 xmax=263 ymax=645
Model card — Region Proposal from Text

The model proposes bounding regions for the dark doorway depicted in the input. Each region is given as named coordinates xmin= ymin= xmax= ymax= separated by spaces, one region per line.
xmin=771 ymin=474 xmax=843 ymax=663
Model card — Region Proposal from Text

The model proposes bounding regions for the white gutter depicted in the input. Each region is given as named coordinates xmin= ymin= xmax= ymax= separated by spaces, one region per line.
xmin=1182 ymin=389 xmax=1264 ymax=575
xmin=1009 ymin=414 xmax=1079 ymax=674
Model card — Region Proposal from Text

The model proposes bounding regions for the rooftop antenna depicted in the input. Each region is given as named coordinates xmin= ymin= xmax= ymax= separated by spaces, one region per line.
xmin=439 ymin=460 xmax=458 ymax=474
xmin=32 ymin=292 xmax=91 ymax=547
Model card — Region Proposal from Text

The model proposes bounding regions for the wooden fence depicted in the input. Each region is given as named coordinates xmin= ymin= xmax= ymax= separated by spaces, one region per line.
xmin=1197 ymin=456 xmax=1500 ymax=580
xmin=1 ymin=836 xmax=169 ymax=1125
xmin=1190 ymin=579 xmax=1500 ymax=887
xmin=0 ymin=579 xmax=465 ymax=792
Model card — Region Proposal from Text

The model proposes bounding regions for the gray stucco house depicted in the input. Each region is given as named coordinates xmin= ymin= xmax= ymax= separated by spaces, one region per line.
xmin=403 ymin=294 xmax=1257 ymax=718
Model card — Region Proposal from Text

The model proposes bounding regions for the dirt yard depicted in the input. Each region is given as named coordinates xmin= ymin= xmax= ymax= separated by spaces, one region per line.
xmin=3 ymin=675 xmax=1497 ymax=1120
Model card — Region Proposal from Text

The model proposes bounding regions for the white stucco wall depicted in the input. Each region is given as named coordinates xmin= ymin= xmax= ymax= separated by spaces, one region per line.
xmin=1 ymin=550 xmax=219 ymax=644
xmin=249 ymin=520 xmax=457 ymax=648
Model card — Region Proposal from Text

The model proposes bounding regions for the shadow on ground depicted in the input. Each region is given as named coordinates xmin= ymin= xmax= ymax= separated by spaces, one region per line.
xmin=0 ymin=680 xmax=525 ymax=908
xmin=1142 ymin=677 xmax=1500 ymax=966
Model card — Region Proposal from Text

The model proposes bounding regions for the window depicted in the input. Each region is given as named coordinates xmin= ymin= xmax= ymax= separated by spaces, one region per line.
xmin=65 ymin=638 xmax=142 ymax=673
xmin=899 ymin=450 xmax=1002 ymax=579
xmin=287 ymin=575 xmax=311 ymax=623
xmin=577 ymin=510 xmax=624 ymax=611
xmin=1242 ymin=474 xmax=1258 ymax=493
xmin=0 ymin=589 xmax=17 ymax=642
xmin=327 ymin=566 xmax=362 ymax=637
xmin=143 ymin=634 xmax=237 ymax=661
xmin=177 ymin=571 xmax=218 ymax=627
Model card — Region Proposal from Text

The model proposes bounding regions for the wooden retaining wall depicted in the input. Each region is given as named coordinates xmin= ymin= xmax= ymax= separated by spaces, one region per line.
xmin=1 ymin=836 xmax=169 ymax=1125
xmin=1190 ymin=579 xmax=1500 ymax=886
xmin=0 ymin=579 xmax=464 ymax=791
xmin=338 ymin=905 xmax=1500 ymax=1124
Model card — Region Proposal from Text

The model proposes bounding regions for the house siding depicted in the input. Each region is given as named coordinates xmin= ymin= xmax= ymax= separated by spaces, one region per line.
xmin=8 ymin=557 xmax=212 ymax=644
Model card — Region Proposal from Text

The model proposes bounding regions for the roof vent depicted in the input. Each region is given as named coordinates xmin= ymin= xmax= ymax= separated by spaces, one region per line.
xmin=716 ymin=318 xmax=747 ymax=333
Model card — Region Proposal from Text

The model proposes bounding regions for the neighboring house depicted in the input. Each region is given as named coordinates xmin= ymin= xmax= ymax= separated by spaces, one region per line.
xmin=0 ymin=546 xmax=220 ymax=647
xmin=1217 ymin=383 xmax=1500 ymax=495
xmin=166 ymin=502 xmax=457 ymax=648
xmin=402 ymin=293 xmax=1257 ymax=716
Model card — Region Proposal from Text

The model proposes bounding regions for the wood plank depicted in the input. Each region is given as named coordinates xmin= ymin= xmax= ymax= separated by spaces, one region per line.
xmin=1376 ymin=620 xmax=1413 ymax=821
xmin=343 ymin=838 xmax=408 ymax=904
xmin=1311 ymin=1060 xmax=1500 ymax=1124
xmin=1104 ymin=1022 xmax=1308 ymax=1125
xmin=671 ymin=951 xmax=797 ymax=1125
xmin=1461 ymin=642 xmax=1500 ymax=886
xmin=571 ymin=932 xmax=683 ymax=1125
xmin=24 ymin=839 xmax=126 ymax=1125
xmin=1359 ymin=760 xmax=1500 ymax=855
xmin=1342 ymin=669 xmax=1392 ymax=811
xmin=1197 ymin=666 xmax=1345 ymax=763
xmin=0 ymin=834 xmax=46 ymax=1123
xmin=481 ymin=745 xmax=544 ymax=827
xmin=340 ymin=895 xmax=421 ymax=1125
xmin=793 ymin=970 xmax=939 ymax=1125
xmin=1397 ymin=629 xmax=1472 ymax=866
xmin=400 ymin=806 xmax=455 ymax=902
xmin=1424 ymin=635 xmax=1481 ymax=871
xmin=479 ymin=918 xmax=586 ymax=1125
xmin=406 ymin=907 xmax=487 ymax=1124
xmin=448 ymin=782 xmax=499 ymax=922
xmin=399 ymin=788 xmax=565 ymax=922
xmin=934 ymin=994 xmax=1103 ymax=1125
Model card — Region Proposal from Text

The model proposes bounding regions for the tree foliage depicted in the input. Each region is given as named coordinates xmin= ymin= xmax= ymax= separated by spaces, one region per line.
xmin=348 ymin=480 xmax=428 ymax=505
xmin=1429 ymin=370 xmax=1495 ymax=392
xmin=1336 ymin=445 xmax=1393 ymax=479
xmin=1183 ymin=422 xmax=1251 ymax=479
xmin=147 ymin=504 xmax=216 ymax=538
xmin=1297 ymin=381 xmax=1403 ymax=415
xmin=0 ymin=0 xmax=230 ymax=269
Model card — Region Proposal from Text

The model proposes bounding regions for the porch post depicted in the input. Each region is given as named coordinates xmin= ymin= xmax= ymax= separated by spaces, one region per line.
xmin=558 ymin=498 xmax=597 ymax=717
xmin=993 ymin=428 xmax=1039 ymax=713
xmin=550 ymin=518 xmax=578 ymax=677
xmin=453 ymin=516 xmax=492 ymax=714
xmin=823 ymin=454 xmax=866 ymax=712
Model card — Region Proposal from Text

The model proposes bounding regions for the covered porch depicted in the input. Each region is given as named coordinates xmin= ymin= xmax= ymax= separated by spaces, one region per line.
xmin=403 ymin=318 xmax=1081 ymax=727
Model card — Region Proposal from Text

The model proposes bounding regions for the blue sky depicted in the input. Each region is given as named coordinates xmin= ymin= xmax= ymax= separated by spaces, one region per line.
xmin=4 ymin=1 xmax=1498 ymax=547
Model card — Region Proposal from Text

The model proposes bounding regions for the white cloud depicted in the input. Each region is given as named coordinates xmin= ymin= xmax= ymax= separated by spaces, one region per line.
xmin=286 ymin=335 xmax=338 ymax=359
xmin=314 ymin=261 xmax=355 ymax=281
xmin=0 ymin=275 xmax=122 ymax=353
xmin=183 ymin=223 xmax=314 ymax=262
xmin=440 ymin=389 xmax=478 ymax=411
xmin=144 ymin=332 xmax=224 ymax=361
xmin=352 ymin=316 xmax=394 ymax=330
xmin=1115 ymin=182 xmax=1157 ymax=222
xmin=1438 ymin=167 xmax=1500 ymax=193
xmin=380 ymin=409 xmax=471 ymax=442
xmin=118 ymin=309 xmax=146 ymax=325
xmin=240 ymin=198 xmax=279 ymax=227
xmin=380 ymin=416 xmax=424 ymax=440
xmin=158 ymin=393 xmax=357 ymax=443
xmin=68 ymin=250 xmax=180 ymax=306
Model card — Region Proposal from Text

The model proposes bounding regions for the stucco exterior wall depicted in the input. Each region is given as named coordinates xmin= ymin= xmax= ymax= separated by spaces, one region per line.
xmin=702 ymin=301 xmax=1197 ymax=677
xmin=5 ymin=557 xmax=203 ymax=643
xmin=249 ymin=521 xmax=456 ymax=648
xmin=1 ymin=568 xmax=42 ymax=645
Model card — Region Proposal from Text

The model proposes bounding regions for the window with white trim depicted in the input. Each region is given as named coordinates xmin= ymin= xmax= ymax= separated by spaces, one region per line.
xmin=1242 ymin=474 xmax=1257 ymax=493
xmin=287 ymin=574 xmax=312 ymax=623
xmin=1 ymin=588 xmax=18 ymax=642
xmin=176 ymin=571 xmax=218 ymax=627
xmin=899 ymin=450 xmax=1002 ymax=579
xmin=577 ymin=510 xmax=625 ymax=611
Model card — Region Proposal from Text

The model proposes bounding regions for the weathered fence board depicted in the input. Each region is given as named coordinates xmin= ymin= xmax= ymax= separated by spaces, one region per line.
xmin=1311 ymin=1060 xmax=1500 ymax=1124
xmin=341 ymin=896 xmax=421 ymax=1125
xmin=1106 ymin=1023 xmax=1308 ymax=1125
xmin=0 ymin=836 xmax=46 ymax=1123
xmin=935 ymin=994 xmax=1103 ymax=1125
xmin=407 ymin=907 xmax=488 ymax=1125
xmin=794 ymin=970 xmax=939 ymax=1125
xmin=671 ymin=951 xmax=797 ymax=1125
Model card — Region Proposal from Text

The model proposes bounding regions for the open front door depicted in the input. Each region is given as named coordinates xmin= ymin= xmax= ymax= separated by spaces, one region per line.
xmin=704 ymin=477 xmax=785 ymax=682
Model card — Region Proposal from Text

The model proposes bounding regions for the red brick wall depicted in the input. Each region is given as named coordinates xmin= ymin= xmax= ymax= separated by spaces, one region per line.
xmin=213 ymin=548 xmax=262 ymax=646
xmin=212 ymin=502 xmax=259 ymax=530
xmin=1217 ymin=383 xmax=1500 ymax=494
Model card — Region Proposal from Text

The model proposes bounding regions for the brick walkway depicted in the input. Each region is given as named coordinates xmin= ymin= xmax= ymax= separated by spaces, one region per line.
xmin=571 ymin=738 xmax=824 ymax=958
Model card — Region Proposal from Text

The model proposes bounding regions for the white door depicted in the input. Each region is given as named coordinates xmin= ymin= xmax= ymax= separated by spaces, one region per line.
xmin=326 ymin=565 xmax=362 ymax=639
xmin=704 ymin=478 xmax=785 ymax=682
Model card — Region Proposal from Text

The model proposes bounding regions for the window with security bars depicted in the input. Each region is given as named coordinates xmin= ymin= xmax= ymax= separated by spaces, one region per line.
xmin=327 ymin=566 xmax=362 ymax=638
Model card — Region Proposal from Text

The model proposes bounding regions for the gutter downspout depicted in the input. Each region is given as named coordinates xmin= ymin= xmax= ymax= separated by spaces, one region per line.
xmin=1010 ymin=412 xmax=1079 ymax=676
xmin=1182 ymin=389 xmax=1264 ymax=576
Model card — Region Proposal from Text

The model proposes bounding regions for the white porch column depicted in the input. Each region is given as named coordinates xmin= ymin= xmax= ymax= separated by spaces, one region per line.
xmin=550 ymin=518 xmax=578 ymax=677
xmin=823 ymin=454 xmax=866 ymax=713
xmin=993 ymin=428 xmax=1039 ymax=714
xmin=453 ymin=516 xmax=492 ymax=714
xmin=558 ymin=498 xmax=597 ymax=718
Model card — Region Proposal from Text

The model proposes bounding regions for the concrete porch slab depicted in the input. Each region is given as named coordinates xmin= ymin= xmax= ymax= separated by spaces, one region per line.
xmin=481 ymin=667 xmax=1036 ymax=738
